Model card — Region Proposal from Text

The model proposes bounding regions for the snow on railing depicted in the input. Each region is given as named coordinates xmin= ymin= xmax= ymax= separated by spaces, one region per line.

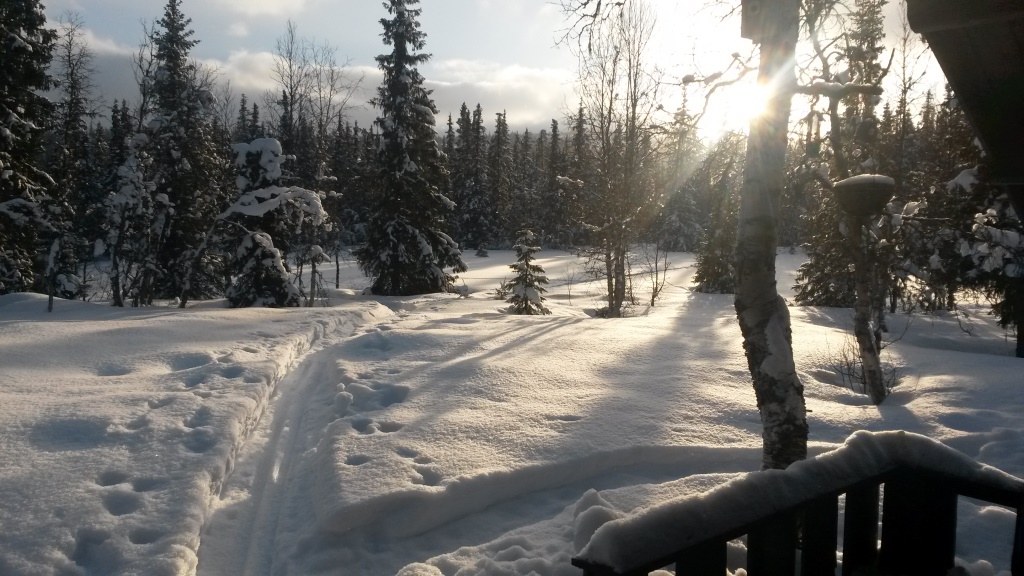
xmin=572 ymin=431 xmax=1024 ymax=576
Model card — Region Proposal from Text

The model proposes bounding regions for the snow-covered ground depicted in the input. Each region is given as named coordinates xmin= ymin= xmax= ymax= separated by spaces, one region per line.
xmin=0 ymin=251 xmax=1020 ymax=576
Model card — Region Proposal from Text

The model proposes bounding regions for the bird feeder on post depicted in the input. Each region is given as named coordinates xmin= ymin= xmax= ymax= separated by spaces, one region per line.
xmin=832 ymin=174 xmax=895 ymax=220
xmin=831 ymin=174 xmax=895 ymax=406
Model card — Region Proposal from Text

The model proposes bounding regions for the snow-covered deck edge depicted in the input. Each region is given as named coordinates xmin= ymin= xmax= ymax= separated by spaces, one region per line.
xmin=576 ymin=430 xmax=1024 ymax=572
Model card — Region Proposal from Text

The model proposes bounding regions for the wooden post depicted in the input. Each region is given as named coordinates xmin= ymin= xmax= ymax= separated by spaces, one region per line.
xmin=1013 ymin=504 xmax=1024 ymax=574
xmin=802 ymin=496 xmax=839 ymax=576
xmin=748 ymin=513 xmax=797 ymax=575
xmin=842 ymin=484 xmax=879 ymax=576
xmin=878 ymin=474 xmax=957 ymax=575
xmin=676 ymin=539 xmax=727 ymax=576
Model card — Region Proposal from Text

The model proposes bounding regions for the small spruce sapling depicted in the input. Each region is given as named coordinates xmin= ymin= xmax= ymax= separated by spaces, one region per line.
xmin=506 ymin=230 xmax=551 ymax=315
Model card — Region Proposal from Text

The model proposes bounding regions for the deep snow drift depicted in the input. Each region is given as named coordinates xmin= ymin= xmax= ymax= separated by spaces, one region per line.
xmin=0 ymin=251 xmax=1021 ymax=576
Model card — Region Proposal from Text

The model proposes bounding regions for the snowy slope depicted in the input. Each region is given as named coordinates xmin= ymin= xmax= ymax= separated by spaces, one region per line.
xmin=0 ymin=294 xmax=391 ymax=575
xmin=1 ymin=250 xmax=1021 ymax=576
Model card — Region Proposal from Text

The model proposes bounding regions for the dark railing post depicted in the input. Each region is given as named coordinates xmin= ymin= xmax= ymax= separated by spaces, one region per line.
xmin=675 ymin=539 xmax=727 ymax=576
xmin=802 ymin=495 xmax=839 ymax=575
xmin=1013 ymin=504 xmax=1024 ymax=574
xmin=748 ymin=512 xmax=797 ymax=575
xmin=842 ymin=483 xmax=880 ymax=576
xmin=572 ymin=462 xmax=1022 ymax=576
xmin=879 ymin=474 xmax=957 ymax=576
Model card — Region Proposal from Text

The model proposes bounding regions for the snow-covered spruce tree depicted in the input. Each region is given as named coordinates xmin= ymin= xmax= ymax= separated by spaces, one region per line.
xmin=104 ymin=132 xmax=165 ymax=307
xmin=506 ymin=230 xmax=550 ymax=315
xmin=462 ymin=104 xmax=493 ymax=254
xmin=194 ymin=138 xmax=324 ymax=308
xmin=225 ymin=231 xmax=299 ymax=308
xmin=355 ymin=0 xmax=466 ymax=295
xmin=487 ymin=111 xmax=513 ymax=246
xmin=45 ymin=13 xmax=101 ymax=302
xmin=0 ymin=0 xmax=56 ymax=295
xmin=693 ymin=170 xmax=740 ymax=294
xmin=953 ymin=169 xmax=1024 ymax=358
xmin=144 ymin=0 xmax=231 ymax=302
xmin=692 ymin=133 xmax=746 ymax=293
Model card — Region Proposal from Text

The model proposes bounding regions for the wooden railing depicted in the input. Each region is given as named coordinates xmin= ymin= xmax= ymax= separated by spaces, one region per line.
xmin=572 ymin=434 xmax=1024 ymax=576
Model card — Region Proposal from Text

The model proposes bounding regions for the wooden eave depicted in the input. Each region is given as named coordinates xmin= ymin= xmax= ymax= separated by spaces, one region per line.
xmin=906 ymin=0 xmax=1024 ymax=211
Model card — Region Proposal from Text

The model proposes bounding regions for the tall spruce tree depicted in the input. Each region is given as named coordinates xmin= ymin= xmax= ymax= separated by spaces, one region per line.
xmin=355 ymin=0 xmax=465 ymax=295
xmin=457 ymin=103 xmax=492 ymax=254
xmin=46 ymin=12 xmax=99 ymax=301
xmin=487 ymin=111 xmax=512 ymax=245
xmin=146 ymin=0 xmax=232 ymax=304
xmin=0 ymin=0 xmax=56 ymax=295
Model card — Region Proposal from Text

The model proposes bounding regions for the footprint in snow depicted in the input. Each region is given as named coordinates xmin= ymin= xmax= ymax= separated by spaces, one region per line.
xmin=220 ymin=365 xmax=245 ymax=379
xmin=395 ymin=446 xmax=434 ymax=464
xmin=28 ymin=418 xmax=109 ymax=452
xmin=70 ymin=527 xmax=110 ymax=569
xmin=95 ymin=362 xmax=133 ymax=377
xmin=411 ymin=465 xmax=443 ymax=486
xmin=545 ymin=414 xmax=583 ymax=422
xmin=350 ymin=418 xmax=403 ymax=435
xmin=345 ymin=454 xmax=372 ymax=466
xmin=128 ymin=526 xmax=164 ymax=545
xmin=183 ymin=427 xmax=218 ymax=453
xmin=131 ymin=477 xmax=167 ymax=492
xmin=102 ymin=489 xmax=143 ymax=516
xmin=184 ymin=406 xmax=213 ymax=429
xmin=122 ymin=415 xmax=150 ymax=431
xmin=97 ymin=470 xmax=131 ymax=487
xmin=182 ymin=373 xmax=208 ymax=388
xmin=147 ymin=397 xmax=175 ymax=409
xmin=167 ymin=352 xmax=215 ymax=372
xmin=544 ymin=414 xmax=582 ymax=434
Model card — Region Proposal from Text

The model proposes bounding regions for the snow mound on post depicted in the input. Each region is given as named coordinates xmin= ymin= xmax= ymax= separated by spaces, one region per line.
xmin=577 ymin=430 xmax=1024 ymax=571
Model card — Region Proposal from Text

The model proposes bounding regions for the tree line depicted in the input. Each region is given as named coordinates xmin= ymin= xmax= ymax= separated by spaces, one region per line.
xmin=2 ymin=0 xmax=1020 ymax=354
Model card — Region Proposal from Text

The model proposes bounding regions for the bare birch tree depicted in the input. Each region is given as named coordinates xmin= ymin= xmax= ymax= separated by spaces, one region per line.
xmin=574 ymin=0 xmax=662 ymax=318
xmin=560 ymin=0 xmax=809 ymax=469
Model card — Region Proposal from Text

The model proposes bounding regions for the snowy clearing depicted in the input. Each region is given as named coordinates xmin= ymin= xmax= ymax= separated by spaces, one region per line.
xmin=0 ymin=250 xmax=1021 ymax=576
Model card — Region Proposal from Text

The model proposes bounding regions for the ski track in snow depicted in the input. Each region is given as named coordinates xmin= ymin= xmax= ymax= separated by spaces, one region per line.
xmin=0 ymin=295 xmax=390 ymax=576
xmin=197 ymin=294 xmax=771 ymax=576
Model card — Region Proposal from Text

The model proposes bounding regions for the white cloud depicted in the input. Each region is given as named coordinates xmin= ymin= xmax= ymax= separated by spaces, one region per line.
xmin=426 ymin=60 xmax=575 ymax=130
xmin=80 ymin=27 xmax=136 ymax=56
xmin=198 ymin=50 xmax=281 ymax=96
xmin=227 ymin=22 xmax=250 ymax=38
xmin=211 ymin=0 xmax=308 ymax=17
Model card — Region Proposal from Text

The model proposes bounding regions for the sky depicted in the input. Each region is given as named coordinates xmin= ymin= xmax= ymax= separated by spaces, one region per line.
xmin=40 ymin=0 xmax=944 ymax=136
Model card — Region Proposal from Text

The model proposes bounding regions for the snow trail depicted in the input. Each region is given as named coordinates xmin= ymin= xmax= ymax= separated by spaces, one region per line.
xmin=197 ymin=343 xmax=349 ymax=574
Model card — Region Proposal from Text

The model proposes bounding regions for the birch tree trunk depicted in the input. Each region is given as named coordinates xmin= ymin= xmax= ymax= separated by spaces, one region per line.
xmin=851 ymin=215 xmax=887 ymax=403
xmin=734 ymin=0 xmax=808 ymax=470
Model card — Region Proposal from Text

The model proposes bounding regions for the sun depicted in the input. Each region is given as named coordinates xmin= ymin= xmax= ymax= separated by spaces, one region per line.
xmin=739 ymin=82 xmax=772 ymax=122
xmin=699 ymin=79 xmax=774 ymax=138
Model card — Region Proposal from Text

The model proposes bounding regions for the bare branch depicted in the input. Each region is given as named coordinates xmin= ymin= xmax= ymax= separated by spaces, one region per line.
xmin=795 ymin=81 xmax=884 ymax=98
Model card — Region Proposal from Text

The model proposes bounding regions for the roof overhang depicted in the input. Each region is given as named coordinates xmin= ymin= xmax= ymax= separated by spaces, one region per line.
xmin=907 ymin=0 xmax=1024 ymax=213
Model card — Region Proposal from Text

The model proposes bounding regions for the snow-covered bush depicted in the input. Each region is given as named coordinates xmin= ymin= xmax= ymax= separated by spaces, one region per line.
xmin=225 ymin=232 xmax=300 ymax=308
xmin=506 ymin=230 xmax=550 ymax=315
